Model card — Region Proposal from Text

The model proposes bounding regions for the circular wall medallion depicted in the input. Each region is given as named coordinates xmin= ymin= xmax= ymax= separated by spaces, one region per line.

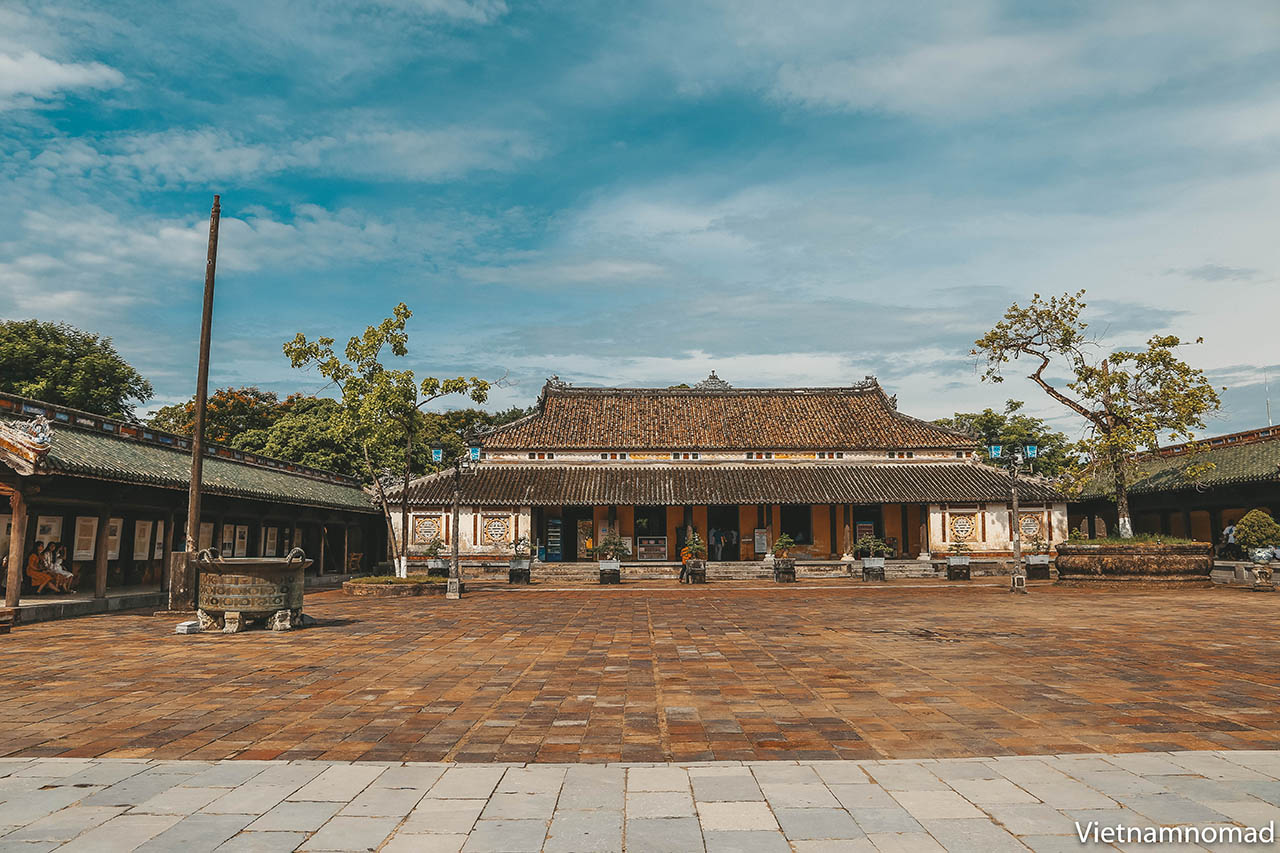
xmin=483 ymin=517 xmax=510 ymax=544
xmin=1019 ymin=514 xmax=1042 ymax=538
xmin=414 ymin=516 xmax=440 ymax=542
xmin=949 ymin=514 xmax=976 ymax=541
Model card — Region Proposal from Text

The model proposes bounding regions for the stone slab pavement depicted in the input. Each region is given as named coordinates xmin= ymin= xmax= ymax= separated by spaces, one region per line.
xmin=1 ymin=750 xmax=1277 ymax=851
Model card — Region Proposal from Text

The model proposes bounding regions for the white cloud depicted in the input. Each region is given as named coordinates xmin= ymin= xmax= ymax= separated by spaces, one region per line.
xmin=0 ymin=50 xmax=123 ymax=109
xmin=26 ymin=125 xmax=541 ymax=185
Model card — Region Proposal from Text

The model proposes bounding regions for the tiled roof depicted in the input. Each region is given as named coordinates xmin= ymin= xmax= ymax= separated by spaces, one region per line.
xmin=391 ymin=463 xmax=1061 ymax=506
xmin=481 ymin=379 xmax=977 ymax=451
xmin=0 ymin=395 xmax=376 ymax=513
xmin=1081 ymin=429 xmax=1280 ymax=498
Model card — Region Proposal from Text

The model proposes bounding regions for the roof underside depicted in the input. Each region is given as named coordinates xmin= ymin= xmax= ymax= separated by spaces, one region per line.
xmin=482 ymin=386 xmax=976 ymax=451
xmin=393 ymin=464 xmax=1061 ymax=506
xmin=6 ymin=419 xmax=376 ymax=513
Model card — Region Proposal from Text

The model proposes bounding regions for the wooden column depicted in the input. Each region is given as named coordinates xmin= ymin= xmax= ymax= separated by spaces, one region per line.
xmin=317 ymin=524 xmax=326 ymax=576
xmin=341 ymin=524 xmax=349 ymax=574
xmin=5 ymin=490 xmax=28 ymax=608
xmin=94 ymin=508 xmax=111 ymax=600
xmin=160 ymin=512 xmax=175 ymax=590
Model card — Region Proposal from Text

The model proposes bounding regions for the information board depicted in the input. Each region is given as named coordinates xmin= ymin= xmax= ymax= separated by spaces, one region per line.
xmin=636 ymin=536 xmax=666 ymax=560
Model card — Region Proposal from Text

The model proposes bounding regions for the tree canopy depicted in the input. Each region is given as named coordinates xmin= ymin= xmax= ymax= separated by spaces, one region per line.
xmin=148 ymin=386 xmax=286 ymax=443
xmin=934 ymin=400 xmax=1071 ymax=478
xmin=0 ymin=319 xmax=153 ymax=419
xmin=973 ymin=290 xmax=1221 ymax=537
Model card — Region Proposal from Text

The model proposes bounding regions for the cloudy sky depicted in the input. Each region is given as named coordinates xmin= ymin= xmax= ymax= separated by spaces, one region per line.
xmin=2 ymin=0 xmax=1278 ymax=438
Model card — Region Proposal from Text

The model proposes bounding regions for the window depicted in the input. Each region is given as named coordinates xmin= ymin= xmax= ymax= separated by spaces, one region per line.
xmin=529 ymin=452 xmax=537 ymax=459
xmin=620 ymin=452 xmax=628 ymax=459
xmin=906 ymin=451 xmax=914 ymax=458
xmin=835 ymin=452 xmax=843 ymax=459
xmin=601 ymin=453 xmax=609 ymax=459
xmin=745 ymin=452 xmax=754 ymax=459
xmin=780 ymin=505 xmax=813 ymax=545
xmin=546 ymin=452 xmax=555 ymax=459
xmin=955 ymin=451 xmax=964 ymax=458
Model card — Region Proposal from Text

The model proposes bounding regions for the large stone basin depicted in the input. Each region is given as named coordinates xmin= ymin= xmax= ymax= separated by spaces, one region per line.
xmin=196 ymin=548 xmax=312 ymax=632
xmin=1055 ymin=542 xmax=1212 ymax=587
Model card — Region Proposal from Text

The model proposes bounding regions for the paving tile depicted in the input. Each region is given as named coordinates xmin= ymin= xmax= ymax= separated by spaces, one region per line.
xmin=829 ymin=784 xmax=898 ymax=810
xmin=702 ymin=830 xmax=792 ymax=852
xmin=374 ymin=764 xmax=449 ymax=790
xmin=624 ymin=816 xmax=705 ymax=853
xmin=772 ymin=807 xmax=863 ymax=840
xmin=696 ymin=801 xmax=778 ymax=831
xmin=382 ymin=833 xmax=467 ymax=853
xmin=431 ymin=767 xmax=506 ymax=800
xmin=808 ymin=764 xmax=871 ymax=785
xmin=864 ymin=764 xmax=947 ymax=792
xmin=948 ymin=777 xmax=1040 ymax=805
xmin=627 ymin=790 xmax=696 ymax=818
xmin=496 ymin=766 xmax=566 ymax=795
xmin=401 ymin=797 xmax=488 ymax=834
xmin=288 ymin=765 xmax=385 ymax=802
xmin=214 ymin=831 xmax=309 ymax=852
xmin=864 ymin=832 xmax=945 ymax=852
xmin=131 ymin=785 xmax=227 ymax=815
xmin=544 ymin=808 xmax=623 ymax=853
xmin=202 ymin=785 xmax=296 ymax=816
xmin=460 ymin=818 xmax=549 ymax=852
xmin=339 ymin=784 xmax=425 ymax=817
xmin=1123 ymin=793 xmax=1233 ymax=825
xmin=628 ymin=767 xmax=691 ymax=792
xmin=758 ymin=782 xmax=841 ymax=808
xmin=298 ymin=815 xmax=399 ymax=851
xmin=692 ymin=775 xmax=765 ymax=803
xmin=135 ymin=813 xmax=254 ymax=852
xmin=846 ymin=806 xmax=921 ymax=834
xmin=246 ymin=800 xmax=342 ymax=832
xmin=54 ymin=813 xmax=184 ymax=852
xmin=181 ymin=763 xmax=271 ymax=789
xmin=0 ymin=806 xmax=125 ymax=842
xmin=479 ymin=791 xmax=558 ymax=820
xmin=890 ymin=790 xmax=985 ymax=820
xmin=980 ymin=803 xmax=1074 ymax=836
xmin=920 ymin=817 xmax=1030 ymax=853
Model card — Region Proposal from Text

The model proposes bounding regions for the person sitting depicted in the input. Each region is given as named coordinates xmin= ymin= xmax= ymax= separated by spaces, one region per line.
xmin=26 ymin=541 xmax=60 ymax=593
xmin=48 ymin=543 xmax=74 ymax=592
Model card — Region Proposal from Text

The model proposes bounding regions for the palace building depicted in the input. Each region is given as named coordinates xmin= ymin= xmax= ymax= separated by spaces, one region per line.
xmin=390 ymin=374 xmax=1066 ymax=566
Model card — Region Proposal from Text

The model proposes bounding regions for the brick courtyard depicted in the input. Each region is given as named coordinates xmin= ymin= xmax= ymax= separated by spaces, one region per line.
xmin=2 ymin=583 xmax=1277 ymax=764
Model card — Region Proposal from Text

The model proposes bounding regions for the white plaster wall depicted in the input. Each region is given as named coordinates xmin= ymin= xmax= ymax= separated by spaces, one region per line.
xmin=389 ymin=506 xmax=532 ymax=557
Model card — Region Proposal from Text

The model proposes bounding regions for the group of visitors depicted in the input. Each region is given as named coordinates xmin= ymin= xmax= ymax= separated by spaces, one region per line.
xmin=707 ymin=527 xmax=739 ymax=561
xmin=27 ymin=541 xmax=75 ymax=592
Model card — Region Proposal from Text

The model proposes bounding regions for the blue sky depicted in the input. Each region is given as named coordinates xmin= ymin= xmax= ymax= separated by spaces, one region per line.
xmin=2 ymin=0 xmax=1279 ymax=438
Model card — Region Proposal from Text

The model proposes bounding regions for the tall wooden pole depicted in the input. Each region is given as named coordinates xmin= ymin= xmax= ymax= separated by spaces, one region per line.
xmin=171 ymin=194 xmax=220 ymax=611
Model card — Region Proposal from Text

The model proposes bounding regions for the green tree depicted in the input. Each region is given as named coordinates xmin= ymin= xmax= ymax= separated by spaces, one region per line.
xmin=973 ymin=290 xmax=1221 ymax=538
xmin=0 ymin=319 xmax=153 ymax=418
xmin=934 ymin=400 xmax=1072 ymax=477
xmin=148 ymin=386 xmax=286 ymax=442
xmin=231 ymin=396 xmax=364 ymax=477
xmin=283 ymin=303 xmax=490 ymax=567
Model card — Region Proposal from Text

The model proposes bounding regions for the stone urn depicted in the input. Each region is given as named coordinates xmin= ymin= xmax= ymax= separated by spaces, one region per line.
xmin=685 ymin=558 xmax=707 ymax=584
xmin=426 ymin=558 xmax=449 ymax=578
xmin=773 ymin=558 xmax=797 ymax=583
xmin=508 ymin=556 xmax=531 ymax=584
xmin=1054 ymin=542 xmax=1213 ymax=586
xmin=196 ymin=548 xmax=311 ymax=633
xmin=1025 ymin=554 xmax=1052 ymax=580
xmin=861 ymin=556 xmax=886 ymax=582
xmin=598 ymin=559 xmax=621 ymax=584
xmin=946 ymin=555 xmax=971 ymax=581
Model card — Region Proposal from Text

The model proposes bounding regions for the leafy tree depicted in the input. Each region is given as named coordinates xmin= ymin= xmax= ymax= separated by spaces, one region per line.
xmin=148 ymin=386 xmax=285 ymax=442
xmin=934 ymin=400 xmax=1071 ymax=477
xmin=973 ymin=290 xmax=1220 ymax=538
xmin=0 ymin=319 xmax=153 ymax=418
xmin=283 ymin=303 xmax=490 ymax=568
xmin=231 ymin=396 xmax=363 ymax=477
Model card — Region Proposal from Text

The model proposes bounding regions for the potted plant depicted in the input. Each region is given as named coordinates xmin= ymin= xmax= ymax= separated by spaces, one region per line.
xmin=423 ymin=537 xmax=448 ymax=578
xmin=683 ymin=530 xmax=708 ymax=584
xmin=1233 ymin=509 xmax=1278 ymax=589
xmin=594 ymin=529 xmax=627 ymax=584
xmin=1024 ymin=535 xmax=1052 ymax=580
xmin=856 ymin=533 xmax=890 ymax=581
xmin=772 ymin=533 xmax=797 ymax=582
xmin=946 ymin=540 xmax=971 ymax=580
xmin=509 ymin=536 xmax=532 ymax=584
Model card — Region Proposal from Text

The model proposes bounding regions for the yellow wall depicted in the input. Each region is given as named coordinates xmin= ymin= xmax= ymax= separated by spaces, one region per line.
xmin=906 ymin=503 xmax=922 ymax=555
xmin=618 ymin=505 xmax=635 ymax=542
xmin=1190 ymin=510 xmax=1211 ymax=542
xmin=692 ymin=505 xmax=708 ymax=543
xmin=811 ymin=505 xmax=831 ymax=555
xmin=883 ymin=503 xmax=903 ymax=555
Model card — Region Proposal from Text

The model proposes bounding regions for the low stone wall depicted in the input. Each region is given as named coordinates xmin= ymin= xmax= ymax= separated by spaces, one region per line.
xmin=341 ymin=581 xmax=453 ymax=597
xmin=1055 ymin=543 xmax=1212 ymax=587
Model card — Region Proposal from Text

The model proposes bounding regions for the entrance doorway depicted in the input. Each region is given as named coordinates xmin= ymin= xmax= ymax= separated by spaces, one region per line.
xmin=560 ymin=506 xmax=593 ymax=561
xmin=707 ymin=505 xmax=739 ymax=561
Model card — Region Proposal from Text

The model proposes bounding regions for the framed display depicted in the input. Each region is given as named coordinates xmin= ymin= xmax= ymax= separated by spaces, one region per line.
xmin=753 ymin=528 xmax=768 ymax=554
xmin=0 ymin=514 xmax=10 ymax=558
xmin=106 ymin=518 xmax=122 ymax=560
xmin=133 ymin=520 xmax=153 ymax=560
xmin=220 ymin=524 xmax=235 ymax=555
xmin=153 ymin=521 xmax=165 ymax=558
xmin=636 ymin=536 xmax=666 ymax=560
xmin=199 ymin=521 xmax=215 ymax=551
xmin=35 ymin=515 xmax=63 ymax=544
xmin=265 ymin=526 xmax=278 ymax=556
xmin=74 ymin=516 xmax=98 ymax=560
xmin=234 ymin=525 xmax=249 ymax=557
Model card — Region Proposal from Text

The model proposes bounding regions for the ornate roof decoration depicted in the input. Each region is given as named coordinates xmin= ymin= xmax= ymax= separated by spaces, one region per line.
xmin=693 ymin=371 xmax=732 ymax=391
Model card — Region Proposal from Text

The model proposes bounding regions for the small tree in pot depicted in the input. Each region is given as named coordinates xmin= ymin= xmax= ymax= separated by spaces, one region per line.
xmin=594 ymin=529 xmax=627 ymax=584
xmin=509 ymin=535 xmax=532 ymax=584
xmin=772 ymin=533 xmax=797 ymax=582
xmin=1024 ymin=535 xmax=1052 ymax=580
xmin=682 ymin=530 xmax=707 ymax=584
xmin=946 ymin=540 xmax=971 ymax=580
xmin=1234 ymin=510 xmax=1279 ymax=588
xmin=423 ymin=537 xmax=448 ymax=577
xmin=856 ymin=533 xmax=890 ymax=581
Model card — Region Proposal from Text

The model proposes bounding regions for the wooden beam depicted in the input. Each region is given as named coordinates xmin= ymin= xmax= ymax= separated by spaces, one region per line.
xmin=317 ymin=524 xmax=326 ymax=576
xmin=341 ymin=525 xmax=349 ymax=575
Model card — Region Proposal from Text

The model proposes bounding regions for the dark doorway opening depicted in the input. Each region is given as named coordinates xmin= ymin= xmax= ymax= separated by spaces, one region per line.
xmin=707 ymin=505 xmax=739 ymax=561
